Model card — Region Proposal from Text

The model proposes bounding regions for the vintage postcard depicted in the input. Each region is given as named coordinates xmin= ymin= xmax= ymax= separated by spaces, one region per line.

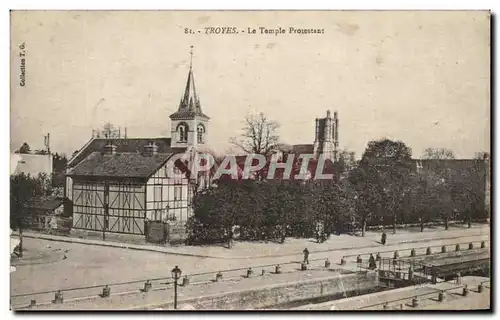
xmin=10 ymin=10 xmax=491 ymax=311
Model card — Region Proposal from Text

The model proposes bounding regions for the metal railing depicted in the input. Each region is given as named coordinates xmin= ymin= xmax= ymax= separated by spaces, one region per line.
xmin=358 ymin=279 xmax=490 ymax=310
xmin=343 ymin=239 xmax=489 ymax=262
xmin=11 ymin=239 xmax=490 ymax=309
xmin=11 ymin=255 xmax=342 ymax=308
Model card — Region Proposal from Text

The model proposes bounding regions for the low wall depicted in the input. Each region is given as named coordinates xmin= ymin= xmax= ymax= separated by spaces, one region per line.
xmin=69 ymin=229 xmax=147 ymax=244
xmin=145 ymin=271 xmax=379 ymax=310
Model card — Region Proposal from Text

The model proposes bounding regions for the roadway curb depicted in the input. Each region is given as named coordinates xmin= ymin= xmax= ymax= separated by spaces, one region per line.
xmin=13 ymin=228 xmax=488 ymax=260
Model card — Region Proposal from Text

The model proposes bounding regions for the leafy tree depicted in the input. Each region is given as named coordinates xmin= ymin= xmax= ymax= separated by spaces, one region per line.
xmin=451 ymin=161 xmax=488 ymax=227
xmin=349 ymin=166 xmax=384 ymax=236
xmin=359 ymin=139 xmax=413 ymax=234
xmin=10 ymin=173 xmax=49 ymax=257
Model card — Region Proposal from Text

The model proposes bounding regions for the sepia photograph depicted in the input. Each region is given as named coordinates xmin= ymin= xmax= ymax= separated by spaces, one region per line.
xmin=9 ymin=10 xmax=491 ymax=311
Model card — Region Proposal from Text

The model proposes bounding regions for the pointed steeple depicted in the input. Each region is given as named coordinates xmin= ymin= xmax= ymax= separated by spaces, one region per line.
xmin=170 ymin=46 xmax=210 ymax=120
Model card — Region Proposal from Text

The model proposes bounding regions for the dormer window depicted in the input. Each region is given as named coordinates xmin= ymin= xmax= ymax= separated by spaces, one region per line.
xmin=197 ymin=124 xmax=205 ymax=144
xmin=177 ymin=123 xmax=189 ymax=142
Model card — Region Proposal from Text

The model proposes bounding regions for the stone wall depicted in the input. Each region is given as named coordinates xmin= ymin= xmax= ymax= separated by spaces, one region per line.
xmin=150 ymin=271 xmax=378 ymax=310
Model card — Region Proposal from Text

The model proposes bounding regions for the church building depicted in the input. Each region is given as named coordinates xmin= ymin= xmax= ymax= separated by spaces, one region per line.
xmin=290 ymin=110 xmax=340 ymax=162
xmin=65 ymin=48 xmax=209 ymax=238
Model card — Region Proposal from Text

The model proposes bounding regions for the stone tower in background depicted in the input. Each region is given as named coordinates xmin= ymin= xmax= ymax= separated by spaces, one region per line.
xmin=313 ymin=110 xmax=339 ymax=161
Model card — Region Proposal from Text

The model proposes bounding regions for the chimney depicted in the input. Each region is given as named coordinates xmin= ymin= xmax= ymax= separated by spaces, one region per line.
xmin=144 ymin=142 xmax=159 ymax=157
xmin=104 ymin=143 xmax=117 ymax=155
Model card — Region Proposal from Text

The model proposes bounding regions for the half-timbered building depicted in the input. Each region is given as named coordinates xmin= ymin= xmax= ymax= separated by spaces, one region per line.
xmin=65 ymin=48 xmax=210 ymax=239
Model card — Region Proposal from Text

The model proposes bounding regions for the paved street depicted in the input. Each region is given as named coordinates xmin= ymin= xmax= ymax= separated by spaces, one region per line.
xmin=14 ymin=223 xmax=489 ymax=259
xmin=10 ymin=224 xmax=489 ymax=309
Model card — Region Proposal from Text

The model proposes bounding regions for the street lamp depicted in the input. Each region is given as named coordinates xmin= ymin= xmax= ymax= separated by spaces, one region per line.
xmin=171 ymin=266 xmax=182 ymax=310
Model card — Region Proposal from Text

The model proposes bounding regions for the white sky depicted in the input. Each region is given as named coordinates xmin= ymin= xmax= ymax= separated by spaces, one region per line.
xmin=10 ymin=10 xmax=490 ymax=158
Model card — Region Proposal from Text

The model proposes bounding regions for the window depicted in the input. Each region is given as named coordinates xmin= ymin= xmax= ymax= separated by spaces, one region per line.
xmin=177 ymin=123 xmax=189 ymax=142
xmin=174 ymin=185 xmax=182 ymax=201
xmin=197 ymin=124 xmax=205 ymax=144
xmin=154 ymin=186 xmax=162 ymax=202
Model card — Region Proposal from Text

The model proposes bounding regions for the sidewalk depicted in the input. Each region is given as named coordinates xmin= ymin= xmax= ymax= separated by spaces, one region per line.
xmin=14 ymin=224 xmax=489 ymax=259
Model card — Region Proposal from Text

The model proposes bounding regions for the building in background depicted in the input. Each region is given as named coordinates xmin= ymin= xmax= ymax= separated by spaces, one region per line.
xmin=10 ymin=153 xmax=53 ymax=178
xmin=290 ymin=110 xmax=340 ymax=162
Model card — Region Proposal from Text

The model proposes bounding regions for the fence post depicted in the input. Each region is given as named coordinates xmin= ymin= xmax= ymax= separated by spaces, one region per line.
xmin=101 ymin=285 xmax=111 ymax=298
xmin=438 ymin=291 xmax=445 ymax=302
xmin=53 ymin=290 xmax=64 ymax=304
xmin=412 ymin=297 xmax=419 ymax=308
xmin=462 ymin=285 xmax=469 ymax=296
xmin=216 ymin=271 xmax=223 ymax=282
xmin=275 ymin=265 xmax=282 ymax=274
xmin=143 ymin=280 xmax=152 ymax=292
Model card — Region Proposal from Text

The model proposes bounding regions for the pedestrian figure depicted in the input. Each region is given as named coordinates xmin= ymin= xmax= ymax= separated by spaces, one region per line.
xmin=369 ymin=253 xmax=377 ymax=270
xmin=303 ymin=248 xmax=310 ymax=264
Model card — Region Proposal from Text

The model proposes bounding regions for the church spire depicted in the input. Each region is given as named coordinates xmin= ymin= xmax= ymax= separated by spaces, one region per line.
xmin=170 ymin=46 xmax=210 ymax=121
xmin=182 ymin=46 xmax=197 ymax=111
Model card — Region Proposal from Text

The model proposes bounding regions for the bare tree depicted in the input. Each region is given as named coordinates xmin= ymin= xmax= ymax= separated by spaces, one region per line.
xmin=475 ymin=151 xmax=490 ymax=160
xmin=100 ymin=122 xmax=121 ymax=139
xmin=337 ymin=149 xmax=357 ymax=173
xmin=230 ymin=112 xmax=280 ymax=156
xmin=422 ymin=148 xmax=455 ymax=159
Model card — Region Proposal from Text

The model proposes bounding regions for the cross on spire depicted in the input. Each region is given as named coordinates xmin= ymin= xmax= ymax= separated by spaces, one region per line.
xmin=189 ymin=45 xmax=194 ymax=69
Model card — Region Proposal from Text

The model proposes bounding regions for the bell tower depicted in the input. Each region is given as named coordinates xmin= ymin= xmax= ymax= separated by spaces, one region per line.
xmin=170 ymin=46 xmax=210 ymax=149
xmin=313 ymin=110 xmax=339 ymax=161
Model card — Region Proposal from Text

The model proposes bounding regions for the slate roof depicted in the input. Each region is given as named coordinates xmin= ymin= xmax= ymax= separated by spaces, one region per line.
xmin=26 ymin=196 xmax=64 ymax=211
xmin=169 ymin=66 xmax=210 ymax=120
xmin=68 ymin=138 xmax=185 ymax=168
xmin=291 ymin=144 xmax=314 ymax=155
xmin=67 ymin=152 xmax=174 ymax=179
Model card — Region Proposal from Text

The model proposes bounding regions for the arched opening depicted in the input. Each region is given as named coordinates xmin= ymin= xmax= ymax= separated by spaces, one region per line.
xmin=176 ymin=123 xmax=189 ymax=142
xmin=197 ymin=124 xmax=205 ymax=144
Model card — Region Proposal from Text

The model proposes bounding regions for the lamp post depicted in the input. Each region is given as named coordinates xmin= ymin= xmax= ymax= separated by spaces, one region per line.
xmin=171 ymin=266 xmax=182 ymax=310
